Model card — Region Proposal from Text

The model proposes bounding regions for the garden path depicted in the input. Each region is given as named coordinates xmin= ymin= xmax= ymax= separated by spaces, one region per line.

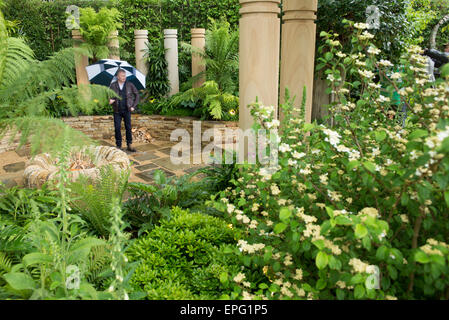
xmin=0 ymin=139 xmax=217 ymax=188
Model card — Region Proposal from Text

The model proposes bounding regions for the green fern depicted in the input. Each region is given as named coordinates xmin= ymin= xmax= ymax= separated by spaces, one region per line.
xmin=181 ymin=17 xmax=239 ymax=94
xmin=170 ymin=81 xmax=238 ymax=120
xmin=85 ymin=245 xmax=113 ymax=289
xmin=78 ymin=7 xmax=122 ymax=62
xmin=0 ymin=223 xmax=28 ymax=253
xmin=0 ymin=252 xmax=12 ymax=276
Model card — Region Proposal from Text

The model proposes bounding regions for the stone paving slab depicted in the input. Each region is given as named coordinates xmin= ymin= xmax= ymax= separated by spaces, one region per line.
xmin=135 ymin=168 xmax=175 ymax=183
xmin=16 ymin=147 xmax=31 ymax=158
xmin=3 ymin=162 xmax=25 ymax=173
xmin=136 ymin=144 xmax=161 ymax=152
xmin=132 ymin=152 xmax=161 ymax=162
xmin=135 ymin=163 xmax=158 ymax=172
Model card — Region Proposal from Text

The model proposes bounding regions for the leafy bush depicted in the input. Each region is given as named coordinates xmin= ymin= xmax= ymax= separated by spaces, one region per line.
xmin=69 ymin=165 xmax=130 ymax=237
xmin=170 ymin=80 xmax=239 ymax=120
xmin=317 ymin=0 xmax=412 ymax=64
xmin=142 ymin=39 xmax=170 ymax=100
xmin=78 ymin=7 xmax=122 ymax=62
xmin=0 ymin=184 xmax=60 ymax=226
xmin=208 ymin=21 xmax=449 ymax=300
xmin=123 ymin=169 xmax=217 ymax=236
xmin=181 ymin=17 xmax=239 ymax=94
xmin=2 ymin=0 xmax=110 ymax=61
xmin=126 ymin=207 xmax=241 ymax=299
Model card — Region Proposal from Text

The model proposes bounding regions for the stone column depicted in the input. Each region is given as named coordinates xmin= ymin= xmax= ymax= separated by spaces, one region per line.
xmin=108 ymin=30 xmax=120 ymax=60
xmin=279 ymin=0 xmax=318 ymax=124
xmin=72 ymin=30 xmax=89 ymax=86
xmin=135 ymin=30 xmax=149 ymax=75
xmin=191 ymin=28 xmax=206 ymax=88
xmin=239 ymin=0 xmax=281 ymax=133
xmin=164 ymin=29 xmax=179 ymax=96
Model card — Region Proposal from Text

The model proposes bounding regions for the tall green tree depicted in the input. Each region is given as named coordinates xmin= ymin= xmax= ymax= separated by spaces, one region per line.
xmin=78 ymin=7 xmax=122 ymax=62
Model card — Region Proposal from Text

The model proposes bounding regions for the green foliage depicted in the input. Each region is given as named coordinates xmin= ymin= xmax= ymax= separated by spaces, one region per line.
xmin=4 ymin=0 xmax=239 ymax=64
xmin=171 ymin=17 xmax=239 ymax=121
xmin=0 ymin=130 xmax=134 ymax=300
xmin=79 ymin=7 xmax=122 ymax=61
xmin=317 ymin=0 xmax=412 ymax=64
xmin=181 ymin=17 xmax=239 ymax=94
xmin=170 ymin=80 xmax=239 ymax=120
xmin=126 ymin=207 xmax=241 ymax=299
xmin=0 ymin=222 xmax=29 ymax=254
xmin=69 ymin=165 xmax=130 ymax=237
xmin=197 ymin=154 xmax=240 ymax=194
xmin=0 ymin=185 xmax=60 ymax=225
xmin=406 ymin=0 xmax=449 ymax=48
xmin=0 ymin=12 xmax=115 ymax=155
xmin=3 ymin=0 xmax=111 ymax=61
xmin=116 ymin=0 xmax=240 ymax=68
xmin=142 ymin=39 xmax=170 ymax=100
xmin=124 ymin=169 xmax=217 ymax=236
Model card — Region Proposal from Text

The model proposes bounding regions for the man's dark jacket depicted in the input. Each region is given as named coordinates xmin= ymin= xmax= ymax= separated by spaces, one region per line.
xmin=109 ymin=81 xmax=140 ymax=113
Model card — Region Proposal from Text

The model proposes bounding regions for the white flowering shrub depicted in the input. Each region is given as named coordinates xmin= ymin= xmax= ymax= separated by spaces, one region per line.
xmin=208 ymin=20 xmax=449 ymax=300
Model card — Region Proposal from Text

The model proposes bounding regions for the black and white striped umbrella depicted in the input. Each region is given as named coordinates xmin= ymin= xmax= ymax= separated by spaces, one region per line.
xmin=85 ymin=59 xmax=146 ymax=90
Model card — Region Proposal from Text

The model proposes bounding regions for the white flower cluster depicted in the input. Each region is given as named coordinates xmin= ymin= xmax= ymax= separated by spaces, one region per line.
xmin=237 ymin=240 xmax=265 ymax=254
xmin=358 ymin=69 xmax=375 ymax=79
xmin=322 ymin=128 xmax=341 ymax=147
xmin=378 ymin=59 xmax=393 ymax=67
xmin=348 ymin=258 xmax=371 ymax=273
xmin=358 ymin=31 xmax=375 ymax=40
xmin=254 ymin=105 xmax=275 ymax=120
xmin=367 ymin=46 xmax=381 ymax=55
xmin=354 ymin=22 xmax=369 ymax=30
xmin=358 ymin=207 xmax=380 ymax=220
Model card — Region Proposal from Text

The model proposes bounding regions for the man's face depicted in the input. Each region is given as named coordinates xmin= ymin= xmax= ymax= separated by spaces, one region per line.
xmin=117 ymin=71 xmax=126 ymax=83
xmin=445 ymin=45 xmax=449 ymax=53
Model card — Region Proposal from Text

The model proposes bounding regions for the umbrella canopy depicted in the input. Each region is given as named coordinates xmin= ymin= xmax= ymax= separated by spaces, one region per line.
xmin=85 ymin=59 xmax=146 ymax=90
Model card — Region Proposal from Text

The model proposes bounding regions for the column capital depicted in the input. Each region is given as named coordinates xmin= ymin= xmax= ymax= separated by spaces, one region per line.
xmin=72 ymin=29 xmax=82 ymax=40
xmin=164 ymin=29 xmax=178 ymax=38
xmin=108 ymin=30 xmax=119 ymax=38
xmin=239 ymin=0 xmax=281 ymax=16
xmin=191 ymin=28 xmax=206 ymax=39
xmin=282 ymin=0 xmax=318 ymax=22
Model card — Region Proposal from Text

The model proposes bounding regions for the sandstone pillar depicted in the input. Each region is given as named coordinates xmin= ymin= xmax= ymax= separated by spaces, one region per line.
xmin=164 ymin=29 xmax=180 ymax=96
xmin=191 ymin=28 xmax=206 ymax=88
xmin=279 ymin=0 xmax=318 ymax=124
xmin=239 ymin=0 xmax=281 ymax=133
xmin=108 ymin=30 xmax=120 ymax=60
xmin=134 ymin=30 xmax=149 ymax=75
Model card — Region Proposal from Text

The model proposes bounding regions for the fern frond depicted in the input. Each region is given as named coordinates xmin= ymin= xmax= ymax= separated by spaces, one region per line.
xmin=69 ymin=164 xmax=130 ymax=237
xmin=0 ymin=251 xmax=12 ymax=275
xmin=207 ymin=98 xmax=223 ymax=120
xmin=0 ymin=37 xmax=34 ymax=89
xmin=0 ymin=223 xmax=28 ymax=253
xmin=0 ymin=47 xmax=78 ymax=106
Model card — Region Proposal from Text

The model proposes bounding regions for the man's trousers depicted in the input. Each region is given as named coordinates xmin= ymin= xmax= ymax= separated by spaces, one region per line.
xmin=113 ymin=111 xmax=132 ymax=148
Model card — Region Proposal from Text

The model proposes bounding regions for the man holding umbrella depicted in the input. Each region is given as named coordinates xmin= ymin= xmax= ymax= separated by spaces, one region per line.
xmin=109 ymin=69 xmax=140 ymax=152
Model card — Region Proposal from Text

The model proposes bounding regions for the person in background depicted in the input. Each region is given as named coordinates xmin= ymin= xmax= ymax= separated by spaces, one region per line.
xmin=109 ymin=69 xmax=140 ymax=152
xmin=423 ymin=43 xmax=449 ymax=79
